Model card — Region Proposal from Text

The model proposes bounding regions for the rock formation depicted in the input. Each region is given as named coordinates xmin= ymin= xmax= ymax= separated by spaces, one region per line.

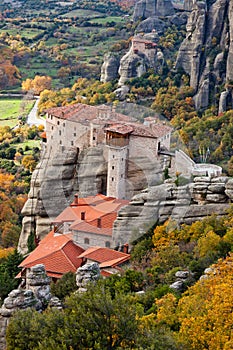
xmin=169 ymin=270 xmax=194 ymax=292
xmin=0 ymin=264 xmax=52 ymax=350
xmin=76 ymin=262 xmax=100 ymax=292
xmin=113 ymin=175 xmax=233 ymax=247
xmin=18 ymin=145 xmax=79 ymax=254
xmin=133 ymin=0 xmax=175 ymax=21
xmin=176 ymin=0 xmax=233 ymax=112
xmin=118 ymin=35 xmax=162 ymax=86
xmin=100 ymin=53 xmax=120 ymax=83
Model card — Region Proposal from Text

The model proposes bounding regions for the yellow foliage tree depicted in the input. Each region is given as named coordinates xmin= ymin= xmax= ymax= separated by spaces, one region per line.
xmin=21 ymin=155 xmax=36 ymax=172
xmin=177 ymin=254 xmax=233 ymax=350
xmin=22 ymin=75 xmax=52 ymax=95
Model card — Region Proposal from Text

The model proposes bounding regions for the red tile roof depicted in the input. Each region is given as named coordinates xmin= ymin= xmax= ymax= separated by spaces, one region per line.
xmin=105 ymin=124 xmax=134 ymax=135
xmin=54 ymin=194 xmax=128 ymax=238
xmin=151 ymin=123 xmax=172 ymax=138
xmin=105 ymin=121 xmax=171 ymax=139
xmin=19 ymin=230 xmax=84 ymax=278
xmin=78 ymin=246 xmax=130 ymax=267
xmin=46 ymin=104 xmax=134 ymax=124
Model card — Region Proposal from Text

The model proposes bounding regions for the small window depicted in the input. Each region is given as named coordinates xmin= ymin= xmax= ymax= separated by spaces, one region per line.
xmin=71 ymin=141 xmax=74 ymax=146
xmin=51 ymin=126 xmax=53 ymax=130
xmin=59 ymin=130 xmax=61 ymax=135
xmin=74 ymin=133 xmax=76 ymax=137
xmin=112 ymin=177 xmax=114 ymax=181
xmin=63 ymin=123 xmax=65 ymax=127
xmin=57 ymin=121 xmax=60 ymax=125
xmin=112 ymin=166 xmax=114 ymax=170
xmin=51 ymin=135 xmax=53 ymax=139
xmin=93 ymin=136 xmax=96 ymax=140
xmin=122 ymin=158 xmax=124 ymax=161
xmin=105 ymin=241 xmax=111 ymax=248
xmin=60 ymin=140 xmax=62 ymax=145
xmin=84 ymin=238 xmax=89 ymax=244
xmin=51 ymin=116 xmax=53 ymax=120
xmin=121 ymin=174 xmax=123 ymax=178
xmin=113 ymin=155 xmax=115 ymax=159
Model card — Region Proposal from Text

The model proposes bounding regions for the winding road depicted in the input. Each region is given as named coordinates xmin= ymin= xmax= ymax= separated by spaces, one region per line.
xmin=27 ymin=98 xmax=46 ymax=127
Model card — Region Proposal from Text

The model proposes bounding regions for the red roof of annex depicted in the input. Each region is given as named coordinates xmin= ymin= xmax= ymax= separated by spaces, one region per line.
xmin=19 ymin=230 xmax=84 ymax=278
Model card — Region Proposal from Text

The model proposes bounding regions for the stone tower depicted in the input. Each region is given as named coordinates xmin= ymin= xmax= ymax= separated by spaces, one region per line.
xmin=106 ymin=126 xmax=131 ymax=199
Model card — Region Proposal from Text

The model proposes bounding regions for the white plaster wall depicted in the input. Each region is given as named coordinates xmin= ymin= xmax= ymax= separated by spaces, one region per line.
xmin=175 ymin=150 xmax=195 ymax=176
xmin=73 ymin=230 xmax=113 ymax=249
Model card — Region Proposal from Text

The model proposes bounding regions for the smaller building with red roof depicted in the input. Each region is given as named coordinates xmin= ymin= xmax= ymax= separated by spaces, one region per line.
xmin=18 ymin=230 xmax=85 ymax=282
xmin=78 ymin=246 xmax=130 ymax=276
xmin=51 ymin=193 xmax=129 ymax=250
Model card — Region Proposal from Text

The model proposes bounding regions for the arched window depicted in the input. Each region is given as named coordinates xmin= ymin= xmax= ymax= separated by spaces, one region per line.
xmin=84 ymin=237 xmax=90 ymax=245
xmin=105 ymin=241 xmax=111 ymax=248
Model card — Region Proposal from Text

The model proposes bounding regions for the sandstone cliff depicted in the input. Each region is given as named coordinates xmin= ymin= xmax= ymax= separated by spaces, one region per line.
xmin=118 ymin=34 xmax=163 ymax=86
xmin=18 ymin=143 xmax=166 ymax=254
xmin=133 ymin=0 xmax=175 ymax=21
xmin=113 ymin=176 xmax=233 ymax=247
xmin=176 ymin=0 xmax=233 ymax=112
xmin=100 ymin=53 xmax=120 ymax=83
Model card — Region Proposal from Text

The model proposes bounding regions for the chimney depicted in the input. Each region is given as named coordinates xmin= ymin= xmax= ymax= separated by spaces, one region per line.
xmin=97 ymin=218 xmax=101 ymax=228
xmin=74 ymin=194 xmax=78 ymax=205
xmin=81 ymin=212 xmax=85 ymax=220
xmin=123 ymin=243 xmax=129 ymax=254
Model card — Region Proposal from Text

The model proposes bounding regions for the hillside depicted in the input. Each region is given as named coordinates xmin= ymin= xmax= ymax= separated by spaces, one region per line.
xmin=0 ymin=0 xmax=134 ymax=91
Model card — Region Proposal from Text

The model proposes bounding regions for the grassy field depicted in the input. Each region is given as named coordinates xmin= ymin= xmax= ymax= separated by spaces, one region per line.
xmin=12 ymin=139 xmax=41 ymax=152
xmin=61 ymin=9 xmax=102 ymax=18
xmin=0 ymin=98 xmax=34 ymax=127
xmin=89 ymin=16 xmax=124 ymax=24
xmin=0 ymin=27 xmax=44 ymax=39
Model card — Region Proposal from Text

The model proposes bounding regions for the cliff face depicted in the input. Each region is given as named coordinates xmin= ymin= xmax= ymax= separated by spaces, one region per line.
xmin=176 ymin=0 xmax=233 ymax=112
xmin=133 ymin=0 xmax=175 ymax=21
xmin=100 ymin=53 xmax=120 ymax=83
xmin=113 ymin=176 xmax=233 ymax=247
xmin=18 ymin=146 xmax=79 ymax=254
xmin=118 ymin=34 xmax=163 ymax=86
xmin=18 ymin=143 xmax=166 ymax=254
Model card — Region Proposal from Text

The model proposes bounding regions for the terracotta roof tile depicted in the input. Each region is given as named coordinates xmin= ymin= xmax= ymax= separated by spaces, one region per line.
xmin=105 ymin=124 xmax=134 ymax=135
xmin=46 ymin=104 xmax=134 ymax=124
xmin=19 ymin=231 xmax=84 ymax=277
xmin=54 ymin=195 xmax=128 ymax=232
xmin=99 ymin=256 xmax=129 ymax=268
xmin=105 ymin=121 xmax=169 ymax=138
xmin=70 ymin=221 xmax=112 ymax=236
xmin=151 ymin=123 xmax=172 ymax=137
xmin=78 ymin=246 xmax=130 ymax=266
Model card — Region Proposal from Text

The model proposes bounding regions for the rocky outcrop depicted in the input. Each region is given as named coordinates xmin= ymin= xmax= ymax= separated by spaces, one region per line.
xmin=0 ymin=264 xmax=52 ymax=350
xmin=18 ymin=145 xmax=79 ymax=254
xmin=169 ymin=270 xmax=194 ymax=292
xmin=76 ymin=262 xmax=100 ymax=292
xmin=118 ymin=35 xmax=162 ymax=86
xmin=113 ymin=175 xmax=233 ymax=247
xmin=133 ymin=0 xmax=174 ymax=21
xmin=118 ymin=50 xmax=151 ymax=86
xmin=136 ymin=17 xmax=167 ymax=34
xmin=100 ymin=53 xmax=120 ymax=83
xmin=176 ymin=0 xmax=233 ymax=112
